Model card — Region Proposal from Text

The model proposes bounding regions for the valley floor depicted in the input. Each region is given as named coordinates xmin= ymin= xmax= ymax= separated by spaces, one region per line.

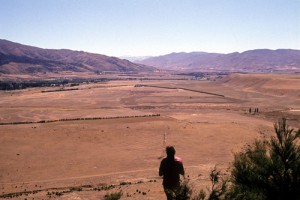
xmin=0 ymin=74 xmax=299 ymax=199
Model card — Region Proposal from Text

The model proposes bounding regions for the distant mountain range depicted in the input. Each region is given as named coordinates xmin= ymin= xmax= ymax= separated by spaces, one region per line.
xmin=0 ymin=39 xmax=155 ymax=75
xmin=136 ymin=50 xmax=300 ymax=72
xmin=1 ymin=39 xmax=299 ymax=75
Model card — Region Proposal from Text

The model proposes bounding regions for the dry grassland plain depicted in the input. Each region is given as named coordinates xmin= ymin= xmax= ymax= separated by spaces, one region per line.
xmin=0 ymin=73 xmax=299 ymax=199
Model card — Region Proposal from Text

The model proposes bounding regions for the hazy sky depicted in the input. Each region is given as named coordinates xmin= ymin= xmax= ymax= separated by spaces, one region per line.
xmin=1 ymin=0 xmax=299 ymax=57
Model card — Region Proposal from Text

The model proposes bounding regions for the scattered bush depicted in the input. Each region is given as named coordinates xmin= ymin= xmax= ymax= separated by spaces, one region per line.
xmin=176 ymin=179 xmax=193 ymax=200
xmin=206 ymin=166 xmax=228 ymax=200
xmin=104 ymin=191 xmax=122 ymax=200
xmin=174 ymin=166 xmax=228 ymax=200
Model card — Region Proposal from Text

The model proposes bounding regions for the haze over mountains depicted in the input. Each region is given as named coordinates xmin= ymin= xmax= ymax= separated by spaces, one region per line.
xmin=136 ymin=50 xmax=300 ymax=72
xmin=0 ymin=39 xmax=155 ymax=75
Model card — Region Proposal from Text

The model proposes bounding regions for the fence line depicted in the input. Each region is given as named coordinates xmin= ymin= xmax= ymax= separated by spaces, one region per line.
xmin=135 ymin=84 xmax=225 ymax=97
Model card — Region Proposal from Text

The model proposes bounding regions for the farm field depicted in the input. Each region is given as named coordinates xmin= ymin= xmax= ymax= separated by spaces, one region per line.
xmin=0 ymin=73 xmax=299 ymax=199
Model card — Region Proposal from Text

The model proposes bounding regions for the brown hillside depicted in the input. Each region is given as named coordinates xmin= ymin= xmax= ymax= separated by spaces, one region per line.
xmin=219 ymin=74 xmax=300 ymax=97
xmin=0 ymin=39 xmax=155 ymax=75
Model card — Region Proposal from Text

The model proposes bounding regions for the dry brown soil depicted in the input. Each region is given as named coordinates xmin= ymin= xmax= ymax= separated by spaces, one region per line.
xmin=0 ymin=74 xmax=299 ymax=199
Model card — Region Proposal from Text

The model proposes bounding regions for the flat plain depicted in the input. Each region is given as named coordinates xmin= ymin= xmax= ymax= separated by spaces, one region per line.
xmin=0 ymin=73 xmax=299 ymax=199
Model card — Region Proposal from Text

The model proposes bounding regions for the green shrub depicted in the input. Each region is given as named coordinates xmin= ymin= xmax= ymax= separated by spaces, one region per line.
xmin=227 ymin=118 xmax=300 ymax=200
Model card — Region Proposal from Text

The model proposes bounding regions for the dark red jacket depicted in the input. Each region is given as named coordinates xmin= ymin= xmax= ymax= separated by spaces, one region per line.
xmin=159 ymin=156 xmax=185 ymax=188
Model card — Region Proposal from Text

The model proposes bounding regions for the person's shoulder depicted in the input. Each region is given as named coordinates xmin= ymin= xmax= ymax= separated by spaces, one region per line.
xmin=175 ymin=156 xmax=183 ymax=163
xmin=160 ymin=157 xmax=168 ymax=163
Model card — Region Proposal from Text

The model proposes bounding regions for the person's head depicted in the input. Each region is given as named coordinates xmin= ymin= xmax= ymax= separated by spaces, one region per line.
xmin=166 ymin=146 xmax=176 ymax=158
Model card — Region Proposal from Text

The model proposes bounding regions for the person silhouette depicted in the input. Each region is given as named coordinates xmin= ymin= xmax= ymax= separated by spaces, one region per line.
xmin=159 ymin=146 xmax=185 ymax=200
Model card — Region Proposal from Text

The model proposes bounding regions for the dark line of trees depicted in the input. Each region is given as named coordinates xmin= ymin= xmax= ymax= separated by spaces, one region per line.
xmin=0 ymin=77 xmax=190 ymax=91
xmin=0 ymin=114 xmax=161 ymax=126
xmin=41 ymin=88 xmax=79 ymax=93
xmin=0 ymin=78 xmax=109 ymax=90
